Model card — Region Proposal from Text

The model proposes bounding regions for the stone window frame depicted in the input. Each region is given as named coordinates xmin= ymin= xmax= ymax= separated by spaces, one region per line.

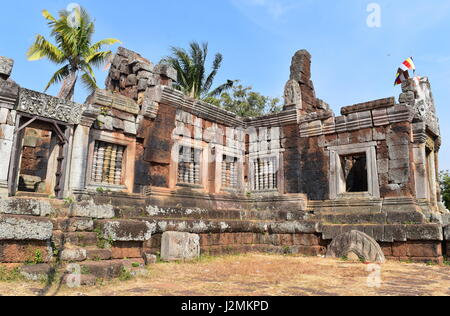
xmin=169 ymin=136 xmax=209 ymax=190
xmin=328 ymin=142 xmax=380 ymax=200
xmin=248 ymin=149 xmax=284 ymax=195
xmin=86 ymin=130 xmax=136 ymax=194
xmin=214 ymin=145 xmax=244 ymax=193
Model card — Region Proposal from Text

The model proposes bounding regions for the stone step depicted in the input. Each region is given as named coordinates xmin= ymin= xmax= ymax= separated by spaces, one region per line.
xmin=85 ymin=247 xmax=113 ymax=261
xmin=318 ymin=211 xmax=427 ymax=225
xmin=125 ymin=207 xmax=308 ymax=222
xmin=123 ymin=217 xmax=319 ymax=235
xmin=77 ymin=260 xmax=124 ymax=279
xmin=63 ymin=232 xmax=99 ymax=247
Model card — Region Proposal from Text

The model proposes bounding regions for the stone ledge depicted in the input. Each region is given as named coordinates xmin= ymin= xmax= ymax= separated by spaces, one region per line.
xmin=96 ymin=219 xmax=154 ymax=241
xmin=143 ymin=218 xmax=319 ymax=235
xmin=0 ymin=198 xmax=54 ymax=217
xmin=341 ymin=97 xmax=396 ymax=115
xmin=320 ymin=224 xmax=443 ymax=242
xmin=0 ymin=215 xmax=53 ymax=241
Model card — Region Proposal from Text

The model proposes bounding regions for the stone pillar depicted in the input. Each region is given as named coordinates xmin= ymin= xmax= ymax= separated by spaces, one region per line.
xmin=0 ymin=57 xmax=18 ymax=197
xmin=413 ymin=142 xmax=428 ymax=200
xmin=68 ymin=105 xmax=99 ymax=193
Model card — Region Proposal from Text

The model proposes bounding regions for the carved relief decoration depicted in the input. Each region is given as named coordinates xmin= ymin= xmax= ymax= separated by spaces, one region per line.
xmin=17 ymin=88 xmax=84 ymax=124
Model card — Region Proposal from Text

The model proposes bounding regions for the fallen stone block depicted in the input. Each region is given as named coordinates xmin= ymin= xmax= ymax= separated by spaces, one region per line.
xmin=326 ymin=230 xmax=386 ymax=264
xmin=62 ymin=273 xmax=97 ymax=287
xmin=161 ymin=231 xmax=200 ymax=262
xmin=0 ymin=215 xmax=53 ymax=240
xmin=142 ymin=252 xmax=157 ymax=265
xmin=96 ymin=220 xmax=155 ymax=242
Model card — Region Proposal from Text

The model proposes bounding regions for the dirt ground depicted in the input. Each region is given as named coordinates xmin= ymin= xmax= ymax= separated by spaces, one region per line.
xmin=0 ymin=254 xmax=449 ymax=296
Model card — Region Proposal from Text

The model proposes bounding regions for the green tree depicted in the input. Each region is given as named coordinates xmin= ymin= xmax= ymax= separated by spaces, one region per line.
xmin=162 ymin=41 xmax=234 ymax=99
xmin=440 ymin=170 xmax=450 ymax=210
xmin=205 ymin=82 xmax=282 ymax=118
xmin=27 ymin=7 xmax=121 ymax=100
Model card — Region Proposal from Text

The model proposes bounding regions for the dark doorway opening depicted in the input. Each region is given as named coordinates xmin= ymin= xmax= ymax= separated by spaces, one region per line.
xmin=8 ymin=115 xmax=71 ymax=198
xmin=342 ymin=153 xmax=368 ymax=193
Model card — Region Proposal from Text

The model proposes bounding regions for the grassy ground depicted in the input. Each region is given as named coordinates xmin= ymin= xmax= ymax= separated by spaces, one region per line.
xmin=0 ymin=254 xmax=449 ymax=296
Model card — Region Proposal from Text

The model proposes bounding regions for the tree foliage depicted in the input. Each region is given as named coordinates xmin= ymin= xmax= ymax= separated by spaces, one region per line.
xmin=162 ymin=41 xmax=234 ymax=99
xmin=440 ymin=170 xmax=450 ymax=210
xmin=27 ymin=6 xmax=120 ymax=100
xmin=204 ymin=82 xmax=282 ymax=118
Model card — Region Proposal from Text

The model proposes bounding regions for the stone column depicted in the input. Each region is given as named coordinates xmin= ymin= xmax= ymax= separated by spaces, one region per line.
xmin=0 ymin=57 xmax=18 ymax=197
xmin=68 ymin=105 xmax=99 ymax=193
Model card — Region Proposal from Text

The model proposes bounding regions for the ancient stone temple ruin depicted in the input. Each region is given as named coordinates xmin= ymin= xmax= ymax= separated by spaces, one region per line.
xmin=0 ymin=48 xmax=448 ymax=282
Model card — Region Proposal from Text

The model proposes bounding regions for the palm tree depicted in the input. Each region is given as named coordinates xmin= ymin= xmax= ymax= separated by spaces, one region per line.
xmin=162 ymin=42 xmax=234 ymax=99
xmin=27 ymin=7 xmax=121 ymax=100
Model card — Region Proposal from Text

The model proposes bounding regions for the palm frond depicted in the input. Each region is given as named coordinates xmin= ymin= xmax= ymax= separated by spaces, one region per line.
xmin=27 ymin=35 xmax=65 ymax=63
xmin=90 ymin=38 xmax=122 ymax=51
xmin=202 ymin=53 xmax=223 ymax=95
xmin=85 ymin=51 xmax=112 ymax=68
xmin=44 ymin=64 xmax=71 ymax=91
xmin=80 ymin=72 xmax=98 ymax=93
xmin=206 ymin=80 xmax=235 ymax=98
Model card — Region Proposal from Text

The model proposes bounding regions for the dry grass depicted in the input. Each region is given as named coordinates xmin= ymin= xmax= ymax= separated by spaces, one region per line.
xmin=0 ymin=254 xmax=449 ymax=296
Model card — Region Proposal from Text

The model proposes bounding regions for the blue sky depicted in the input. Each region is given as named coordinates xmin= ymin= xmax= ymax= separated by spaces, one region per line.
xmin=1 ymin=0 xmax=449 ymax=169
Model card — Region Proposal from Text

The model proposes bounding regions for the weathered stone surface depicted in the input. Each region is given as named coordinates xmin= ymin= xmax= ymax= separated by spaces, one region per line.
xmin=112 ymin=241 xmax=142 ymax=259
xmin=71 ymin=200 xmax=115 ymax=219
xmin=63 ymin=232 xmax=98 ymax=247
xmin=161 ymin=231 xmax=200 ymax=262
xmin=68 ymin=218 xmax=94 ymax=232
xmin=53 ymin=217 xmax=94 ymax=232
xmin=60 ymin=246 xmax=87 ymax=262
xmin=0 ymin=240 xmax=52 ymax=263
xmin=0 ymin=57 xmax=14 ymax=79
xmin=326 ymin=230 xmax=386 ymax=263
xmin=0 ymin=215 xmax=53 ymax=240
xmin=284 ymin=79 xmax=302 ymax=108
xmin=86 ymin=248 xmax=112 ymax=261
xmin=79 ymin=260 xmax=123 ymax=279
xmin=0 ymin=199 xmax=54 ymax=217
xmin=405 ymin=224 xmax=443 ymax=241
xmin=20 ymin=264 xmax=54 ymax=281
xmin=154 ymin=64 xmax=177 ymax=81
xmin=96 ymin=220 xmax=155 ymax=242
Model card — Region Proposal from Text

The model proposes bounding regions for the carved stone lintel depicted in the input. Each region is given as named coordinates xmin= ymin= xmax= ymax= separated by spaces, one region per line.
xmin=17 ymin=88 xmax=84 ymax=124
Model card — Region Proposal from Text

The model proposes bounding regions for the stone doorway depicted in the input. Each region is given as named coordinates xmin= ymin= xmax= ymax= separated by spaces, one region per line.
xmin=342 ymin=153 xmax=368 ymax=193
xmin=8 ymin=115 xmax=72 ymax=198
